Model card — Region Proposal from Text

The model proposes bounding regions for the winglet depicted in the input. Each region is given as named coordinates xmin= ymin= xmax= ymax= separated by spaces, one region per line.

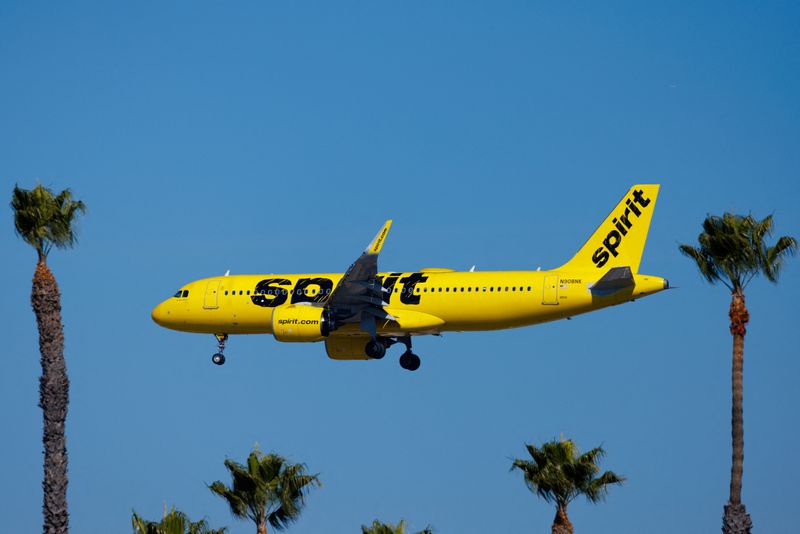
xmin=365 ymin=220 xmax=392 ymax=254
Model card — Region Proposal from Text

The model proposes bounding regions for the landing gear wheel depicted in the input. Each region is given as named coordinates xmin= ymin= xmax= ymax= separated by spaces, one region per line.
xmin=212 ymin=334 xmax=228 ymax=366
xmin=365 ymin=338 xmax=386 ymax=359
xmin=399 ymin=351 xmax=421 ymax=371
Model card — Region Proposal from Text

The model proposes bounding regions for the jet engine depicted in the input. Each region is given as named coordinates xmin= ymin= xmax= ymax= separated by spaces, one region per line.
xmin=271 ymin=305 xmax=333 ymax=342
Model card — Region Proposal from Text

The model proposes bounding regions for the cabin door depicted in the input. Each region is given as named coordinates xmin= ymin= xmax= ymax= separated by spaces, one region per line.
xmin=203 ymin=280 xmax=220 ymax=309
xmin=542 ymin=274 xmax=559 ymax=305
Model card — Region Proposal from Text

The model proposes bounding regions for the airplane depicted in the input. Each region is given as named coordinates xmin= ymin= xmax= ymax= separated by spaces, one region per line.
xmin=151 ymin=184 xmax=669 ymax=371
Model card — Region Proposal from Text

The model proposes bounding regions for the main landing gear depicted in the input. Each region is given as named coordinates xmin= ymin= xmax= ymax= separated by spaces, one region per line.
xmin=212 ymin=334 xmax=228 ymax=365
xmin=364 ymin=338 xmax=386 ymax=359
xmin=365 ymin=335 xmax=421 ymax=371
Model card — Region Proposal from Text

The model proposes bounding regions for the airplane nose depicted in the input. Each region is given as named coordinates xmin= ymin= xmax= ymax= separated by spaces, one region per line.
xmin=151 ymin=301 xmax=169 ymax=326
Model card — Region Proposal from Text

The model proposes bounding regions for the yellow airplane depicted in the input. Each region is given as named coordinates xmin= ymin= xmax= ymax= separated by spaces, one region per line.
xmin=152 ymin=184 xmax=668 ymax=370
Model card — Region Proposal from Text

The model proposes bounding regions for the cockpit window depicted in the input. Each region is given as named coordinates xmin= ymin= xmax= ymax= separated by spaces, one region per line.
xmin=174 ymin=290 xmax=189 ymax=298
xmin=174 ymin=290 xmax=182 ymax=298
xmin=182 ymin=290 xmax=189 ymax=298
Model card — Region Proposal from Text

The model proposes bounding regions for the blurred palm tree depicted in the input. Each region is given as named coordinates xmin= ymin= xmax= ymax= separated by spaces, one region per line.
xmin=511 ymin=438 xmax=623 ymax=534
xmin=360 ymin=519 xmax=434 ymax=534
xmin=132 ymin=506 xmax=226 ymax=534
xmin=209 ymin=446 xmax=320 ymax=534
xmin=11 ymin=184 xmax=85 ymax=534
xmin=680 ymin=213 xmax=796 ymax=534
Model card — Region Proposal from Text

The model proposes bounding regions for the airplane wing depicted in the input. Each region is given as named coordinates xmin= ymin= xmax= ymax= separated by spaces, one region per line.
xmin=326 ymin=220 xmax=395 ymax=337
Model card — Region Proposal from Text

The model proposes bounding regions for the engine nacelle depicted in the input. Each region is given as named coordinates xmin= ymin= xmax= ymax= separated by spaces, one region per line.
xmin=325 ymin=336 xmax=371 ymax=360
xmin=271 ymin=305 xmax=332 ymax=342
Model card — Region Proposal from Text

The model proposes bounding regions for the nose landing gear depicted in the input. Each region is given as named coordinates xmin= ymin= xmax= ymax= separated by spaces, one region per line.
xmin=212 ymin=334 xmax=228 ymax=365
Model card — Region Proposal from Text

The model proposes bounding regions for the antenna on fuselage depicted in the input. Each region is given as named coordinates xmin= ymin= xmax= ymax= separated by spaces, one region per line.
xmin=224 ymin=270 xmax=230 ymax=276
xmin=469 ymin=265 xmax=476 ymax=272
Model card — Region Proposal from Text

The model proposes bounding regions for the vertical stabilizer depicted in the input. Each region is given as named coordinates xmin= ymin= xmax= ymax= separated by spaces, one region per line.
xmin=558 ymin=184 xmax=660 ymax=273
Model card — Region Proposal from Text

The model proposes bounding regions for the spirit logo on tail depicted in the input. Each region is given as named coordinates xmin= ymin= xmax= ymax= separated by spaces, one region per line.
xmin=593 ymin=189 xmax=652 ymax=268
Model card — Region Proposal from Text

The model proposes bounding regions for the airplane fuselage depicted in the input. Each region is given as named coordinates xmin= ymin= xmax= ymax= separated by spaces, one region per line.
xmin=152 ymin=268 xmax=668 ymax=336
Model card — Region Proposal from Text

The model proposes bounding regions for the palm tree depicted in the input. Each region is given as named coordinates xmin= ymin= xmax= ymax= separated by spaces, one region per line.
xmin=11 ymin=184 xmax=85 ymax=534
xmin=131 ymin=506 xmax=227 ymax=534
xmin=680 ymin=213 xmax=796 ymax=534
xmin=360 ymin=519 xmax=434 ymax=534
xmin=132 ymin=506 xmax=226 ymax=534
xmin=511 ymin=438 xmax=624 ymax=534
xmin=208 ymin=446 xmax=321 ymax=534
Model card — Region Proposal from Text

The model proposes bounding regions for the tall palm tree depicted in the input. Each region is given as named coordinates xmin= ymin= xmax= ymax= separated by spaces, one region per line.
xmin=209 ymin=446 xmax=321 ymax=534
xmin=680 ymin=213 xmax=796 ymax=534
xmin=511 ymin=438 xmax=624 ymax=534
xmin=132 ymin=506 xmax=227 ymax=534
xmin=360 ymin=519 xmax=434 ymax=534
xmin=11 ymin=184 xmax=85 ymax=534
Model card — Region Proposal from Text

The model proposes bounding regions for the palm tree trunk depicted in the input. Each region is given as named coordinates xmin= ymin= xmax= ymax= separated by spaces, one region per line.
xmin=32 ymin=259 xmax=70 ymax=534
xmin=551 ymin=503 xmax=573 ymax=534
xmin=722 ymin=289 xmax=752 ymax=534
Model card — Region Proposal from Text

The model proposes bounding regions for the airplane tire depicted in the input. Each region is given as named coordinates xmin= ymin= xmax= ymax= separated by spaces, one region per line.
xmin=399 ymin=351 xmax=421 ymax=371
xmin=212 ymin=353 xmax=226 ymax=365
xmin=365 ymin=339 xmax=386 ymax=359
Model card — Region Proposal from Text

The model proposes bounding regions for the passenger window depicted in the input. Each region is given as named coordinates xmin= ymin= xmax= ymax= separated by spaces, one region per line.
xmin=512 ymin=287 xmax=516 ymax=291
xmin=527 ymin=286 xmax=532 ymax=291
xmin=445 ymin=288 xmax=449 ymax=292
xmin=224 ymin=291 xmax=229 ymax=296
xmin=460 ymin=287 xmax=464 ymax=292
xmin=467 ymin=287 xmax=472 ymax=292
xmin=490 ymin=287 xmax=494 ymax=292
xmin=247 ymin=290 xmax=250 ymax=295
xmin=504 ymin=287 xmax=508 ymax=291
xmin=438 ymin=288 xmax=442 ymax=292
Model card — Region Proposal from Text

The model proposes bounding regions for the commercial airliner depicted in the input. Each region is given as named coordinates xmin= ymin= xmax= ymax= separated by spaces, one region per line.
xmin=152 ymin=184 xmax=668 ymax=371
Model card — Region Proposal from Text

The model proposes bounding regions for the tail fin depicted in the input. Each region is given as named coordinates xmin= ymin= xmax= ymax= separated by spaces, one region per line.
xmin=558 ymin=184 xmax=660 ymax=273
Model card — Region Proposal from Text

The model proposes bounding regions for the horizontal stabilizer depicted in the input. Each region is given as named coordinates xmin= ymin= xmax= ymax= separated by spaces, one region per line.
xmin=590 ymin=266 xmax=634 ymax=294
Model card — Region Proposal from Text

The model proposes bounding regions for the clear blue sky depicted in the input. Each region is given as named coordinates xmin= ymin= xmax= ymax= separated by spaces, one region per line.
xmin=2 ymin=2 xmax=799 ymax=533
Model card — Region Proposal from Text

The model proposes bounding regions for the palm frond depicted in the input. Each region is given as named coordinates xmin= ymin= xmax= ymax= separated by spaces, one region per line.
xmin=209 ymin=446 xmax=319 ymax=532
xmin=131 ymin=507 xmax=227 ymax=534
xmin=680 ymin=212 xmax=795 ymax=290
xmin=11 ymin=183 xmax=86 ymax=259
xmin=762 ymin=235 xmax=798 ymax=282
xmin=511 ymin=438 xmax=623 ymax=509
